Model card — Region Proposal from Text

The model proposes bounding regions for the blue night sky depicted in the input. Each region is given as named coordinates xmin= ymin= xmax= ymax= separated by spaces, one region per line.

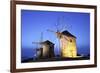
xmin=21 ymin=9 xmax=90 ymax=59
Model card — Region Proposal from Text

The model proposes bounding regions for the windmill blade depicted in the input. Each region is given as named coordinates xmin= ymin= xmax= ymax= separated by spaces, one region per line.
xmin=40 ymin=32 xmax=43 ymax=42
xmin=58 ymin=37 xmax=61 ymax=49
xmin=47 ymin=29 xmax=56 ymax=33
xmin=68 ymin=24 xmax=72 ymax=30
xmin=57 ymin=16 xmax=72 ymax=32
xmin=47 ymin=29 xmax=62 ymax=38
xmin=53 ymin=35 xmax=60 ymax=55
xmin=60 ymin=24 xmax=67 ymax=32
xmin=57 ymin=16 xmax=65 ymax=32
xmin=62 ymin=23 xmax=72 ymax=32
xmin=32 ymin=42 xmax=41 ymax=44
xmin=59 ymin=17 xmax=68 ymax=32
xmin=54 ymin=17 xmax=62 ymax=32
xmin=58 ymin=17 xmax=64 ymax=32
xmin=55 ymin=18 xmax=59 ymax=31
xmin=54 ymin=23 xmax=58 ymax=32
xmin=32 ymin=42 xmax=41 ymax=49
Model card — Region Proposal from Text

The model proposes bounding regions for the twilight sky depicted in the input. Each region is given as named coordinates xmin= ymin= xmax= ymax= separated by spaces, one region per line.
xmin=21 ymin=9 xmax=90 ymax=58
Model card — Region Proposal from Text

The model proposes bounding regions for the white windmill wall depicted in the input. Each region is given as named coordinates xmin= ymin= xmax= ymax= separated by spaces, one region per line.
xmin=60 ymin=35 xmax=77 ymax=57
xmin=42 ymin=45 xmax=49 ymax=57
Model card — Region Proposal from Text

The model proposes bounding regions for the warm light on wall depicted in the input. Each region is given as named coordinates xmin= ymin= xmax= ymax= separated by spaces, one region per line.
xmin=60 ymin=36 xmax=77 ymax=58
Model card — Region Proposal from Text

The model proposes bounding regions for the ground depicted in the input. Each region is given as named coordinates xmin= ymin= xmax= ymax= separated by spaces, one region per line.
xmin=22 ymin=56 xmax=90 ymax=63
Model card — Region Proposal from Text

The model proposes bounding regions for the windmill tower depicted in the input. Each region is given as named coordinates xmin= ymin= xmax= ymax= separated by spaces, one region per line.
xmin=32 ymin=32 xmax=55 ymax=59
xmin=32 ymin=32 xmax=43 ymax=59
xmin=47 ymin=17 xmax=77 ymax=58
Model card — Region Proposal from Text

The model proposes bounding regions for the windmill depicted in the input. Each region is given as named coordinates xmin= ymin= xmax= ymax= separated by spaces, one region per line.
xmin=47 ymin=17 xmax=68 ymax=56
xmin=47 ymin=16 xmax=77 ymax=58
xmin=32 ymin=32 xmax=43 ymax=59
xmin=32 ymin=32 xmax=55 ymax=59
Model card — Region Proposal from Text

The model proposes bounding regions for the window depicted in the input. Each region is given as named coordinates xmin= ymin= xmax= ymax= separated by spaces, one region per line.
xmin=70 ymin=39 xmax=72 ymax=42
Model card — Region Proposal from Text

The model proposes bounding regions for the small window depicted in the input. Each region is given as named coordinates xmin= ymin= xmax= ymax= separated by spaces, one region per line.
xmin=70 ymin=39 xmax=72 ymax=42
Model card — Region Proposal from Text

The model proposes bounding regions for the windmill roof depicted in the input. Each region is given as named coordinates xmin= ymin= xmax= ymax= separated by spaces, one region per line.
xmin=42 ymin=40 xmax=54 ymax=45
xmin=61 ymin=30 xmax=76 ymax=38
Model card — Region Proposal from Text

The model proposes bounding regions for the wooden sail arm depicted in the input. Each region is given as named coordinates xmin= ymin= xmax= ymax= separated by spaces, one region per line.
xmin=47 ymin=29 xmax=56 ymax=33
xmin=32 ymin=42 xmax=41 ymax=44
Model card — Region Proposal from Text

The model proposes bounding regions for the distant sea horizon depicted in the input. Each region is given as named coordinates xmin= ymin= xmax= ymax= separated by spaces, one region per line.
xmin=21 ymin=47 xmax=90 ymax=61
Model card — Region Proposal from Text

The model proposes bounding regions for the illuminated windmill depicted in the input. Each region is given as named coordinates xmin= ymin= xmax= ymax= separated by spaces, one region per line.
xmin=47 ymin=17 xmax=77 ymax=58
xmin=32 ymin=32 xmax=55 ymax=59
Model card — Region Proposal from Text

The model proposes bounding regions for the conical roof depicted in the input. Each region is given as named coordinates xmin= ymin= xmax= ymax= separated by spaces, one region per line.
xmin=61 ymin=30 xmax=76 ymax=38
xmin=41 ymin=40 xmax=54 ymax=45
